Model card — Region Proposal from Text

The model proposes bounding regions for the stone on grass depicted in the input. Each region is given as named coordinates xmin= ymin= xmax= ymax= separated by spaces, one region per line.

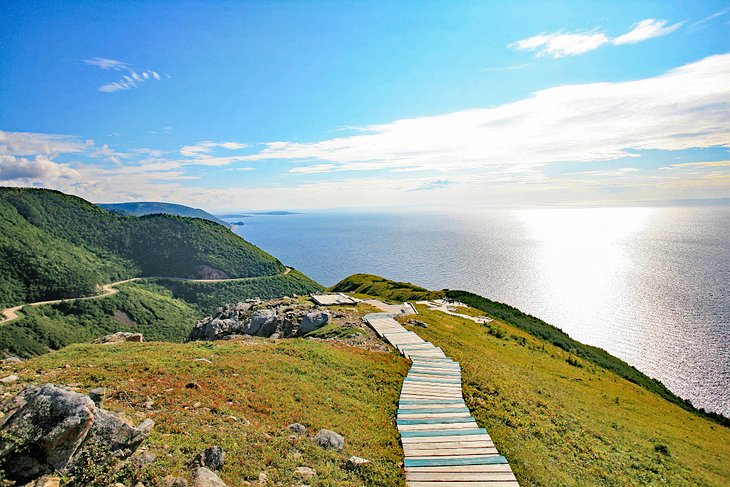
xmin=287 ymin=423 xmax=306 ymax=435
xmin=194 ymin=467 xmax=228 ymax=487
xmin=87 ymin=387 xmax=105 ymax=406
xmin=315 ymin=429 xmax=344 ymax=451
xmin=347 ymin=455 xmax=370 ymax=468
xmin=93 ymin=332 xmax=144 ymax=343
xmin=294 ymin=466 xmax=317 ymax=479
xmin=1 ymin=357 xmax=22 ymax=364
xmin=132 ymin=450 xmax=156 ymax=467
xmin=0 ymin=374 xmax=18 ymax=384
xmin=193 ymin=445 xmax=225 ymax=470
xmin=163 ymin=476 xmax=188 ymax=487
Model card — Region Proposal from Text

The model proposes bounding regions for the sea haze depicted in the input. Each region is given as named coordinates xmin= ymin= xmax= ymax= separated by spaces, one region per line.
xmin=230 ymin=206 xmax=730 ymax=416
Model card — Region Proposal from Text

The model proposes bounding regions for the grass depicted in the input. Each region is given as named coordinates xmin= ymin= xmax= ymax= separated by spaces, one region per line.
xmin=396 ymin=306 xmax=730 ymax=486
xmin=0 ymin=283 xmax=202 ymax=357
xmin=330 ymin=274 xmax=443 ymax=302
xmin=3 ymin=339 xmax=410 ymax=486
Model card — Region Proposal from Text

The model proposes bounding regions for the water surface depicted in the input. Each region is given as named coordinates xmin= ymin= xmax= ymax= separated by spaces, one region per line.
xmin=231 ymin=206 xmax=729 ymax=415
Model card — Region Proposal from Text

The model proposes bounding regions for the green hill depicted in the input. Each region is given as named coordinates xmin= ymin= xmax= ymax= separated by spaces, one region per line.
xmin=98 ymin=201 xmax=230 ymax=228
xmin=0 ymin=188 xmax=289 ymax=308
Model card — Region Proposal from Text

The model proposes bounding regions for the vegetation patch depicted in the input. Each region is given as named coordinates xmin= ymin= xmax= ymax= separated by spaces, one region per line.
xmin=330 ymin=274 xmax=443 ymax=302
xmin=3 ymin=339 xmax=410 ymax=486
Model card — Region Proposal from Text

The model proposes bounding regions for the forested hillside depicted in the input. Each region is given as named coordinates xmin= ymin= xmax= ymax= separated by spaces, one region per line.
xmin=0 ymin=188 xmax=286 ymax=307
xmin=98 ymin=201 xmax=230 ymax=228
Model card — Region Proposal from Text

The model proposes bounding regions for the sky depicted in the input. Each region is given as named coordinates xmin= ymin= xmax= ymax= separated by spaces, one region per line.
xmin=1 ymin=0 xmax=729 ymax=211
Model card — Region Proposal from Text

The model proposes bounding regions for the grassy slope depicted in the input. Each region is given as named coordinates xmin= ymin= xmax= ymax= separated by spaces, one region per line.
xmin=3 ymin=339 xmax=410 ymax=486
xmin=399 ymin=306 xmax=730 ymax=485
xmin=330 ymin=273 xmax=443 ymax=302
xmin=0 ymin=188 xmax=287 ymax=307
xmin=0 ymin=283 xmax=202 ymax=357
xmin=97 ymin=202 xmax=230 ymax=228
xmin=153 ymin=269 xmax=324 ymax=313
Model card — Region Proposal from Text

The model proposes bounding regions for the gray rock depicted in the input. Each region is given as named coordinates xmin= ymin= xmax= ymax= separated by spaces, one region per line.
xmin=93 ymin=332 xmax=144 ymax=343
xmin=193 ymin=445 xmax=225 ymax=470
xmin=299 ymin=311 xmax=329 ymax=334
xmin=0 ymin=374 xmax=19 ymax=384
xmin=249 ymin=309 xmax=277 ymax=336
xmin=163 ymin=476 xmax=188 ymax=487
xmin=132 ymin=450 xmax=156 ymax=467
xmin=88 ymin=387 xmax=105 ymax=406
xmin=1 ymin=357 xmax=22 ymax=364
xmin=0 ymin=384 xmax=152 ymax=483
xmin=288 ymin=423 xmax=306 ymax=435
xmin=194 ymin=467 xmax=228 ymax=487
xmin=315 ymin=429 xmax=344 ymax=451
xmin=294 ymin=466 xmax=317 ymax=479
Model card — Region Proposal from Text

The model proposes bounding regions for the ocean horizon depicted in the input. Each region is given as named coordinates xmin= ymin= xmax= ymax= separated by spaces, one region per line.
xmin=230 ymin=205 xmax=730 ymax=417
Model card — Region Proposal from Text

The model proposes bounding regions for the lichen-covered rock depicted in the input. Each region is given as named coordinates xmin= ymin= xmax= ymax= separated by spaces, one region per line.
xmin=193 ymin=445 xmax=225 ymax=470
xmin=187 ymin=299 xmax=330 ymax=341
xmin=0 ymin=384 xmax=152 ymax=483
xmin=315 ymin=429 xmax=344 ymax=451
xmin=288 ymin=423 xmax=306 ymax=435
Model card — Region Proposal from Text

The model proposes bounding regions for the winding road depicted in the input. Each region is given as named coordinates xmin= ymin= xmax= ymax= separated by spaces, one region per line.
xmin=0 ymin=267 xmax=291 ymax=324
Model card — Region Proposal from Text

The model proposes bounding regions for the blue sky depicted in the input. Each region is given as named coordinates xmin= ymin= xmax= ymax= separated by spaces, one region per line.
xmin=1 ymin=0 xmax=729 ymax=210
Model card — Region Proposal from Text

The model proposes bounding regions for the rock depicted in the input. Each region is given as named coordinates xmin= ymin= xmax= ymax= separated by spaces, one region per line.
xmin=0 ymin=374 xmax=19 ymax=384
xmin=288 ymin=423 xmax=306 ymax=435
xmin=194 ymin=467 xmax=228 ymax=487
xmin=187 ymin=299 xmax=332 ymax=341
xmin=0 ymin=384 xmax=152 ymax=483
xmin=299 ymin=311 xmax=329 ymax=334
xmin=132 ymin=450 xmax=156 ymax=467
xmin=257 ymin=472 xmax=268 ymax=484
xmin=347 ymin=455 xmax=370 ymax=468
xmin=163 ymin=476 xmax=188 ymax=487
xmin=315 ymin=429 xmax=344 ymax=452
xmin=112 ymin=483 xmax=126 ymax=487
xmin=93 ymin=332 xmax=144 ymax=344
xmin=33 ymin=476 xmax=61 ymax=487
xmin=88 ymin=387 xmax=105 ymax=406
xmin=134 ymin=483 xmax=145 ymax=487
xmin=186 ymin=382 xmax=201 ymax=389
xmin=194 ymin=358 xmax=213 ymax=364
xmin=1 ymin=357 xmax=22 ymax=364
xmin=294 ymin=466 xmax=317 ymax=479
xmin=193 ymin=445 xmax=225 ymax=470
xmin=407 ymin=320 xmax=428 ymax=328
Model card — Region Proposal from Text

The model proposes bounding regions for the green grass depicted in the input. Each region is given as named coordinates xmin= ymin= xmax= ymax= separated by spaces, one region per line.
xmin=3 ymin=339 xmax=410 ymax=486
xmin=152 ymin=269 xmax=324 ymax=313
xmin=330 ymin=273 xmax=443 ymax=302
xmin=0 ymin=283 xmax=202 ymax=357
xmin=397 ymin=306 xmax=730 ymax=486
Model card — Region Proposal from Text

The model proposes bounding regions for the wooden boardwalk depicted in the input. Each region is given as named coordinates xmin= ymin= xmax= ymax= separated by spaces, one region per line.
xmin=364 ymin=312 xmax=519 ymax=486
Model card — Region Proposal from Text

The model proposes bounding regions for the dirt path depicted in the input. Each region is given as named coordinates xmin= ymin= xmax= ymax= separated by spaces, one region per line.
xmin=0 ymin=267 xmax=292 ymax=324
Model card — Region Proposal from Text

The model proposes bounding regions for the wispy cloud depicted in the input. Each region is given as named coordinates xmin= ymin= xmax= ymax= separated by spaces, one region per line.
xmin=689 ymin=9 xmax=728 ymax=31
xmin=179 ymin=141 xmax=249 ymax=158
xmin=244 ymin=54 xmax=730 ymax=175
xmin=613 ymin=19 xmax=683 ymax=45
xmin=84 ymin=57 xmax=166 ymax=93
xmin=511 ymin=18 xmax=683 ymax=58
xmin=661 ymin=160 xmax=730 ymax=170
xmin=568 ymin=167 xmax=640 ymax=177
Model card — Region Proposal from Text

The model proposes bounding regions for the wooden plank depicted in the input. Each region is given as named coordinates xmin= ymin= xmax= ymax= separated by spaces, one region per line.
xmin=406 ymin=471 xmax=516 ymax=482
xmin=398 ymin=422 xmax=479 ymax=431
xmin=403 ymin=440 xmax=494 ymax=450
xmin=404 ymin=455 xmax=508 ymax=467
xmin=401 ymin=434 xmax=492 ymax=445
xmin=398 ymin=417 xmax=476 ymax=425
xmin=398 ymin=412 xmax=472 ymax=420
xmin=404 ymin=447 xmax=500 ymax=457
xmin=398 ymin=407 xmax=470 ymax=414
xmin=400 ymin=428 xmax=489 ymax=438
xmin=405 ymin=464 xmax=512 ymax=473
xmin=407 ymin=482 xmax=519 ymax=487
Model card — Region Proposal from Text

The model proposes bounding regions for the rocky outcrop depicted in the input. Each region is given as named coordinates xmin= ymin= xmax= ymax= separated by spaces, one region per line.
xmin=315 ymin=429 xmax=344 ymax=452
xmin=0 ymin=384 xmax=153 ymax=483
xmin=187 ymin=299 xmax=330 ymax=341
xmin=93 ymin=331 xmax=144 ymax=343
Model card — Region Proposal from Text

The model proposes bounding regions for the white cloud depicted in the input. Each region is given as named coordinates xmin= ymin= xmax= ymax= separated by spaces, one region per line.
xmin=84 ymin=57 xmax=165 ymax=93
xmin=613 ymin=19 xmax=683 ymax=45
xmin=0 ymin=131 xmax=90 ymax=157
xmin=245 ymin=54 xmax=730 ymax=174
xmin=0 ymin=155 xmax=79 ymax=181
xmin=661 ymin=160 xmax=730 ymax=170
xmin=83 ymin=57 xmax=130 ymax=70
xmin=511 ymin=32 xmax=610 ymax=58
xmin=568 ymin=167 xmax=640 ymax=177
xmin=512 ymin=18 xmax=682 ymax=58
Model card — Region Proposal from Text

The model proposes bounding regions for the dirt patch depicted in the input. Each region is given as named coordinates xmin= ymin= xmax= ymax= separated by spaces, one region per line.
xmin=113 ymin=310 xmax=136 ymax=326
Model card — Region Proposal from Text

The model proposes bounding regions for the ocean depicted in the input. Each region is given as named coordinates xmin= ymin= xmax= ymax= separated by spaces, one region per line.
xmin=229 ymin=206 xmax=730 ymax=416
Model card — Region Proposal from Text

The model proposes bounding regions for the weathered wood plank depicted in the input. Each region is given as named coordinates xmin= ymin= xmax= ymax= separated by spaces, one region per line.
xmin=407 ymin=471 xmax=516 ymax=481
xmin=401 ymin=434 xmax=492 ymax=444
xmin=404 ymin=455 xmax=508 ymax=467
xmin=398 ymin=416 xmax=476 ymax=425
xmin=398 ymin=422 xmax=479 ymax=431
xmin=403 ymin=440 xmax=494 ymax=450
xmin=404 ymin=447 xmax=500 ymax=457
xmin=405 ymin=464 xmax=512 ymax=473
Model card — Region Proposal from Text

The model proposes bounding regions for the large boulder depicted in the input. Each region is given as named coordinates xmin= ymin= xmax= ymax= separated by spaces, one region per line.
xmin=187 ymin=299 xmax=330 ymax=341
xmin=315 ymin=429 xmax=344 ymax=452
xmin=0 ymin=384 xmax=153 ymax=483
xmin=194 ymin=467 xmax=228 ymax=487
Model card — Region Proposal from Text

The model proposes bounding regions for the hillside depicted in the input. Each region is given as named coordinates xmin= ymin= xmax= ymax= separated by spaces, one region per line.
xmin=2 ymin=289 xmax=728 ymax=485
xmin=331 ymin=274 xmax=729 ymax=427
xmin=0 ymin=188 xmax=290 ymax=308
xmin=98 ymin=202 xmax=230 ymax=228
